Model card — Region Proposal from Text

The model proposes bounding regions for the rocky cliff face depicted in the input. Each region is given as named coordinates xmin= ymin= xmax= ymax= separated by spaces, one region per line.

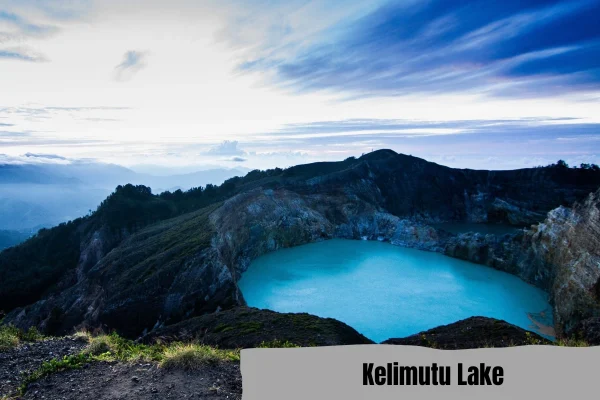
xmin=2 ymin=150 xmax=599 ymax=340
xmin=444 ymin=189 xmax=600 ymax=337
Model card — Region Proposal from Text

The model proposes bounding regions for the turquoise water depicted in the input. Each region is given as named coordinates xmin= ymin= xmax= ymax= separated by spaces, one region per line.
xmin=238 ymin=239 xmax=554 ymax=343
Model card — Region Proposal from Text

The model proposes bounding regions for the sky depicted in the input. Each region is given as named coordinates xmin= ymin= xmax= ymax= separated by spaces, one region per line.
xmin=0 ymin=0 xmax=599 ymax=171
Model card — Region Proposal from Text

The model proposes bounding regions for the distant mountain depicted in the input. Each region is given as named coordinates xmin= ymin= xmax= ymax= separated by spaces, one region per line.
xmin=0 ymin=161 xmax=249 ymax=232
xmin=0 ymin=229 xmax=31 ymax=251
xmin=0 ymin=164 xmax=82 ymax=185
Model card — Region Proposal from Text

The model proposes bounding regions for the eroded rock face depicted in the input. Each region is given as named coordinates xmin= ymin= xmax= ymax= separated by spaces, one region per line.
xmin=209 ymin=187 xmax=448 ymax=284
xmin=5 ymin=206 xmax=238 ymax=337
xmin=444 ymin=189 xmax=600 ymax=336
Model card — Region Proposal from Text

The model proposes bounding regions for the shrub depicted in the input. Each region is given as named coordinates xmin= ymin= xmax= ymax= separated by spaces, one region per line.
xmin=84 ymin=335 xmax=114 ymax=356
xmin=160 ymin=344 xmax=240 ymax=370
xmin=0 ymin=325 xmax=44 ymax=351
xmin=0 ymin=325 xmax=20 ymax=351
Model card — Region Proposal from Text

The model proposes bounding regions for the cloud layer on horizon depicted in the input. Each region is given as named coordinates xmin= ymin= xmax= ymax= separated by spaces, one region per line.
xmin=0 ymin=0 xmax=598 ymax=172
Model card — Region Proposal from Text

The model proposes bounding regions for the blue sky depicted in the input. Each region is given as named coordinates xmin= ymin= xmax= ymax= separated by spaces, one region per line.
xmin=0 ymin=0 xmax=599 ymax=170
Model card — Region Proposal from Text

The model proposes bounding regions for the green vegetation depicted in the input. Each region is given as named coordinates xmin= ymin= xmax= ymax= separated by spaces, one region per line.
xmin=19 ymin=353 xmax=91 ymax=395
xmin=418 ymin=334 xmax=439 ymax=349
xmin=283 ymin=313 xmax=324 ymax=332
xmin=160 ymin=343 xmax=240 ymax=370
xmin=0 ymin=229 xmax=30 ymax=251
xmin=257 ymin=339 xmax=300 ymax=348
xmin=236 ymin=321 xmax=263 ymax=334
xmin=18 ymin=331 xmax=239 ymax=396
xmin=0 ymin=219 xmax=82 ymax=313
xmin=524 ymin=331 xmax=545 ymax=345
xmin=0 ymin=166 xmax=286 ymax=315
xmin=6 ymin=324 xmax=592 ymax=398
xmin=0 ymin=325 xmax=43 ymax=351
xmin=213 ymin=323 xmax=234 ymax=333
xmin=555 ymin=337 xmax=590 ymax=347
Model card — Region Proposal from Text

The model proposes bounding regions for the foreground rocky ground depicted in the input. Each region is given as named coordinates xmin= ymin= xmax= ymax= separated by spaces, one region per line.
xmin=20 ymin=361 xmax=241 ymax=400
xmin=0 ymin=334 xmax=242 ymax=400
xmin=0 ymin=337 xmax=87 ymax=398
xmin=0 ymin=314 xmax=568 ymax=399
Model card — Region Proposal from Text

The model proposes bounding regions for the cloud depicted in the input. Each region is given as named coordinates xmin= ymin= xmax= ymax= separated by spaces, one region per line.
xmin=0 ymin=11 xmax=58 ymax=37
xmin=0 ymin=47 xmax=48 ymax=62
xmin=260 ymin=117 xmax=581 ymax=139
xmin=235 ymin=0 xmax=600 ymax=98
xmin=24 ymin=152 xmax=67 ymax=160
xmin=0 ymin=0 xmax=92 ymax=21
xmin=229 ymin=156 xmax=247 ymax=162
xmin=206 ymin=140 xmax=246 ymax=156
xmin=0 ymin=106 xmax=131 ymax=122
xmin=114 ymin=50 xmax=148 ymax=82
xmin=0 ymin=9 xmax=62 ymax=62
xmin=0 ymin=152 xmax=71 ymax=165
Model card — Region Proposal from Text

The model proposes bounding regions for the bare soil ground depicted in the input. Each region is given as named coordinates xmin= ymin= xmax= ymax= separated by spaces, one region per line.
xmin=0 ymin=337 xmax=87 ymax=398
xmin=20 ymin=361 xmax=241 ymax=400
xmin=0 ymin=338 xmax=242 ymax=400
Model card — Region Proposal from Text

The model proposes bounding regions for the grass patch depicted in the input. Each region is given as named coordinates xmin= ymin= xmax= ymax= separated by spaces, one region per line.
xmin=83 ymin=332 xmax=164 ymax=362
xmin=160 ymin=343 xmax=240 ymax=370
xmin=213 ymin=323 xmax=234 ymax=333
xmin=257 ymin=339 xmax=300 ymax=348
xmin=287 ymin=314 xmax=323 ymax=332
xmin=556 ymin=338 xmax=590 ymax=347
xmin=19 ymin=353 xmax=90 ymax=395
xmin=19 ymin=332 xmax=239 ymax=396
xmin=236 ymin=321 xmax=263 ymax=334
xmin=0 ymin=325 xmax=44 ymax=351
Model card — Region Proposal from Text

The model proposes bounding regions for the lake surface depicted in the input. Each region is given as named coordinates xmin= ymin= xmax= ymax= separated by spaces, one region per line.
xmin=238 ymin=239 xmax=553 ymax=343
xmin=432 ymin=222 xmax=524 ymax=236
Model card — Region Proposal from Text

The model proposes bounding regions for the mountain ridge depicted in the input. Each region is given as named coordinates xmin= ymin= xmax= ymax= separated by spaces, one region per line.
xmin=1 ymin=150 xmax=599 ymax=342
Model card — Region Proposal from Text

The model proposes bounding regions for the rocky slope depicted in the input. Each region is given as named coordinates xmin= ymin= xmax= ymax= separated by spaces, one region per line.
xmin=445 ymin=189 xmax=600 ymax=337
xmin=0 ymin=336 xmax=88 ymax=397
xmin=382 ymin=317 xmax=551 ymax=349
xmin=1 ymin=150 xmax=599 ymax=341
xmin=139 ymin=307 xmax=374 ymax=348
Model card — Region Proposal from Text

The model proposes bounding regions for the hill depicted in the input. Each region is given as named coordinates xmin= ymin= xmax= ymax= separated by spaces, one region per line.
xmin=1 ymin=150 xmax=599 ymax=342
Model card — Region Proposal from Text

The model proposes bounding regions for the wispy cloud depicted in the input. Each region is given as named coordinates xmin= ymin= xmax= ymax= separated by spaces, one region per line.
xmin=206 ymin=140 xmax=246 ymax=156
xmin=0 ymin=152 xmax=71 ymax=165
xmin=0 ymin=106 xmax=131 ymax=122
xmin=1 ymin=0 xmax=92 ymax=20
xmin=0 ymin=10 xmax=58 ymax=37
xmin=0 ymin=47 xmax=47 ymax=62
xmin=0 ymin=9 xmax=62 ymax=62
xmin=114 ymin=50 xmax=148 ymax=82
xmin=234 ymin=0 xmax=600 ymax=98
